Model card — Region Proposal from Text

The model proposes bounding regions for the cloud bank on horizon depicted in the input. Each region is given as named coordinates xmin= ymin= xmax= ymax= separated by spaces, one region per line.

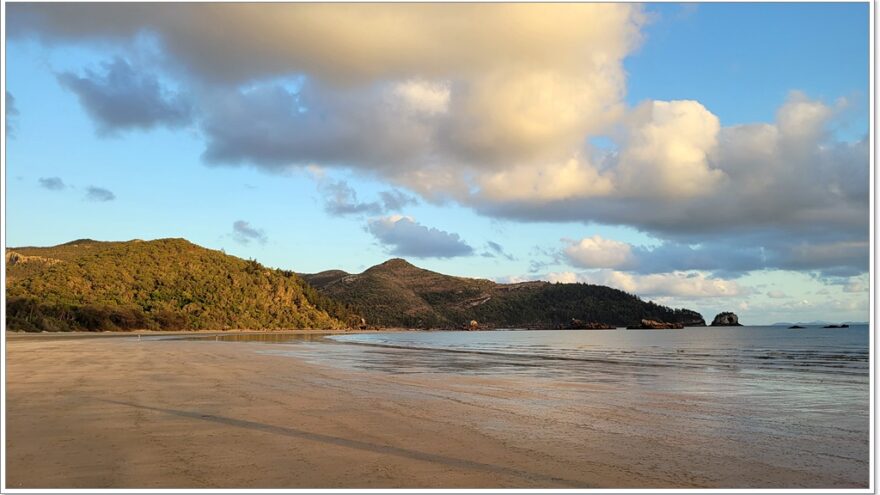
xmin=6 ymin=3 xmax=869 ymax=320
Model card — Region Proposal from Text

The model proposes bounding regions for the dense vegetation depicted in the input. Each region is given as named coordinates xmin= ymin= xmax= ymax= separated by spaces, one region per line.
xmin=6 ymin=238 xmax=705 ymax=332
xmin=304 ymin=259 xmax=706 ymax=329
xmin=6 ymin=239 xmax=360 ymax=332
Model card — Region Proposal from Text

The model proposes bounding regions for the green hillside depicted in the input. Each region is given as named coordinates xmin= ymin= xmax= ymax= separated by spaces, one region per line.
xmin=6 ymin=238 xmax=358 ymax=332
xmin=303 ymin=259 xmax=706 ymax=329
xmin=6 ymin=238 xmax=706 ymax=332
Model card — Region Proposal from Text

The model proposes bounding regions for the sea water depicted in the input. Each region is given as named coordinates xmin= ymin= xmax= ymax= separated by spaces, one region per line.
xmin=207 ymin=325 xmax=870 ymax=485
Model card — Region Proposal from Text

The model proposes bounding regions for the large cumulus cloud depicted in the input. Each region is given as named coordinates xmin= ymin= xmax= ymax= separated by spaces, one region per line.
xmin=479 ymin=95 xmax=868 ymax=278
xmin=10 ymin=3 xmax=641 ymax=177
xmin=8 ymin=4 xmax=642 ymax=85
xmin=8 ymin=4 xmax=868 ymax=280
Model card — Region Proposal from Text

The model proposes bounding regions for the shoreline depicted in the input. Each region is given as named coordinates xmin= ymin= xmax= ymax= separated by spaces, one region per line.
xmin=3 ymin=327 xmax=411 ymax=341
xmin=6 ymin=334 xmax=868 ymax=488
xmin=5 ymin=324 xmax=861 ymax=341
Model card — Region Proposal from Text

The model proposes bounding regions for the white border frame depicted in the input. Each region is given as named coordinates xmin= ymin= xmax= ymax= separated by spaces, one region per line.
xmin=0 ymin=1 xmax=875 ymax=493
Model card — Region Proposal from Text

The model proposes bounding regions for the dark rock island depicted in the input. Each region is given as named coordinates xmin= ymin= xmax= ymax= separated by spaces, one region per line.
xmin=711 ymin=312 xmax=742 ymax=326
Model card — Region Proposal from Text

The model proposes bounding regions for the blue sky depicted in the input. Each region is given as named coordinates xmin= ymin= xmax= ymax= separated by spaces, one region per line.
xmin=627 ymin=4 xmax=869 ymax=133
xmin=5 ymin=3 xmax=870 ymax=324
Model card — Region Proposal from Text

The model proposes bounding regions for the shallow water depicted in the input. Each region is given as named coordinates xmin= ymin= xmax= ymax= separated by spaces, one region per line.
xmin=179 ymin=332 xmax=331 ymax=343
xmin=207 ymin=326 xmax=871 ymax=486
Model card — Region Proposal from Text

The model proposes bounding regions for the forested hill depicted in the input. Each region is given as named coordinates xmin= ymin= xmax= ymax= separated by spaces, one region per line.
xmin=6 ymin=238 xmax=358 ymax=332
xmin=6 ymin=238 xmax=705 ymax=332
xmin=303 ymin=258 xmax=706 ymax=329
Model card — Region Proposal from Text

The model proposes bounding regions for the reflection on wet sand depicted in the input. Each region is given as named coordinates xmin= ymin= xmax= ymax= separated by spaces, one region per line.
xmin=175 ymin=333 xmax=333 ymax=343
xmin=5 ymin=332 xmax=869 ymax=488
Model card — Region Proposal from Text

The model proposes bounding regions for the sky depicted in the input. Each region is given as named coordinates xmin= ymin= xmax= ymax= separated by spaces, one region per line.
xmin=4 ymin=3 xmax=870 ymax=325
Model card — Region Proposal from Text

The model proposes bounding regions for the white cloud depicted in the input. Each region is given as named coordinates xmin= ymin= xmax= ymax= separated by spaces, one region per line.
xmin=392 ymin=79 xmax=450 ymax=115
xmin=563 ymin=235 xmax=633 ymax=269
xmin=477 ymin=155 xmax=614 ymax=202
xmin=527 ymin=269 xmax=747 ymax=299
xmin=10 ymin=4 xmax=644 ymax=85
xmin=843 ymin=278 xmax=869 ymax=293
xmin=545 ymin=271 xmax=579 ymax=284
xmin=495 ymin=275 xmax=532 ymax=284
xmin=776 ymin=90 xmax=835 ymax=140
xmin=576 ymin=270 xmax=748 ymax=298
xmin=830 ymin=298 xmax=869 ymax=311
xmin=615 ymin=100 xmax=724 ymax=199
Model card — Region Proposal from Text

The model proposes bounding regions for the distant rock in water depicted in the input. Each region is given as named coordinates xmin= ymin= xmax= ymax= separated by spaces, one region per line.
xmin=564 ymin=319 xmax=616 ymax=330
xmin=711 ymin=312 xmax=742 ymax=326
xmin=627 ymin=319 xmax=683 ymax=330
xmin=823 ymin=324 xmax=849 ymax=328
xmin=789 ymin=325 xmax=805 ymax=329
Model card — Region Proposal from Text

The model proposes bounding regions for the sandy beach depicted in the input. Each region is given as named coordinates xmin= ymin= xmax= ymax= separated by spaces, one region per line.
xmin=5 ymin=333 xmax=868 ymax=489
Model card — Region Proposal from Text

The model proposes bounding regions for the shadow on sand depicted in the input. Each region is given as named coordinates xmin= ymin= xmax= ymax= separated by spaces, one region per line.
xmin=94 ymin=397 xmax=587 ymax=488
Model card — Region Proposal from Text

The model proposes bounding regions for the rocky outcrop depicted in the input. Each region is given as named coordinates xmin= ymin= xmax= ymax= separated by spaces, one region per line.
xmin=823 ymin=324 xmax=849 ymax=328
xmin=5 ymin=251 xmax=60 ymax=267
xmin=564 ymin=319 xmax=616 ymax=330
xmin=627 ymin=319 xmax=683 ymax=330
xmin=711 ymin=312 xmax=742 ymax=326
xmin=679 ymin=315 xmax=707 ymax=327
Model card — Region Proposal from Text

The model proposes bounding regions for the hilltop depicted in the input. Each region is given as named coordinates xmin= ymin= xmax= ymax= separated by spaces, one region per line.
xmin=303 ymin=259 xmax=705 ymax=329
xmin=6 ymin=238 xmax=358 ymax=332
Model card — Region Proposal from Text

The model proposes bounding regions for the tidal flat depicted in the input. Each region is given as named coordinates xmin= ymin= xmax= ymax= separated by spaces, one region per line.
xmin=5 ymin=329 xmax=869 ymax=488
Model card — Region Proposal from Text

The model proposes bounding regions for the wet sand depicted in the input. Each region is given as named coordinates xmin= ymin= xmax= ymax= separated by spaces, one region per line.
xmin=5 ymin=334 xmax=868 ymax=488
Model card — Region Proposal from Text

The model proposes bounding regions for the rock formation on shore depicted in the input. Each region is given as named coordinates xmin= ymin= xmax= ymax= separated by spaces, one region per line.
xmin=564 ymin=319 xmax=616 ymax=330
xmin=627 ymin=319 xmax=684 ymax=330
xmin=711 ymin=312 xmax=742 ymax=326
